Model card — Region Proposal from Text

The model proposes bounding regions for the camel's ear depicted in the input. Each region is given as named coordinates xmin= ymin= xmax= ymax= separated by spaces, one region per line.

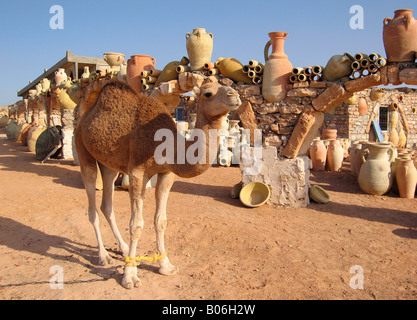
xmin=190 ymin=86 xmax=201 ymax=99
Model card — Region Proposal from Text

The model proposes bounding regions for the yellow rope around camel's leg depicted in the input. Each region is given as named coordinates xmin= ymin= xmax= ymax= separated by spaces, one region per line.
xmin=123 ymin=252 xmax=168 ymax=269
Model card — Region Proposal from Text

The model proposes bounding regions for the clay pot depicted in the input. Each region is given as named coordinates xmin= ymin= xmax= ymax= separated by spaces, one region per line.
xmin=27 ymin=126 xmax=46 ymax=152
xmin=0 ymin=115 xmax=10 ymax=128
xmin=103 ymin=52 xmax=125 ymax=68
xmin=127 ymin=55 xmax=156 ymax=93
xmin=370 ymin=88 xmax=384 ymax=101
xmin=56 ymin=88 xmax=77 ymax=110
xmin=186 ymin=28 xmax=213 ymax=71
xmin=398 ymin=127 xmax=407 ymax=148
xmin=391 ymin=153 xmax=412 ymax=193
xmin=322 ymin=53 xmax=354 ymax=81
xmin=327 ymin=139 xmax=344 ymax=172
xmin=358 ymin=142 xmax=395 ymax=195
xmin=353 ymin=141 xmax=369 ymax=178
xmin=215 ymin=57 xmax=252 ymax=84
xmin=309 ymin=185 xmax=330 ymax=204
xmin=228 ymin=120 xmax=240 ymax=137
xmin=20 ymin=123 xmax=32 ymax=146
xmin=54 ymin=68 xmax=68 ymax=85
xmin=6 ymin=121 xmax=17 ymax=140
xmin=358 ymin=97 xmax=368 ymax=115
xmin=389 ymin=127 xmax=399 ymax=147
xmin=321 ymin=128 xmax=337 ymax=140
xmin=383 ymin=9 xmax=417 ymax=62
xmin=349 ymin=141 xmax=361 ymax=176
xmin=309 ymin=138 xmax=327 ymax=172
xmin=155 ymin=56 xmax=189 ymax=86
xmin=262 ymin=31 xmax=293 ymax=103
xmin=396 ymin=158 xmax=417 ymax=198
xmin=81 ymin=67 xmax=90 ymax=79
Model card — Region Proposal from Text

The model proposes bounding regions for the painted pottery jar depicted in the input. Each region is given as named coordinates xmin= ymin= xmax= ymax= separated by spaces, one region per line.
xmin=383 ymin=9 xmax=417 ymax=62
xmin=327 ymin=139 xmax=344 ymax=172
xmin=186 ymin=28 xmax=213 ymax=71
xmin=127 ymin=55 xmax=156 ymax=93
xmin=215 ymin=57 xmax=252 ymax=84
xmin=321 ymin=53 xmax=354 ymax=81
xmin=54 ymin=68 xmax=68 ymax=85
xmin=309 ymin=138 xmax=327 ymax=172
xmin=358 ymin=142 xmax=395 ymax=195
xmin=262 ymin=31 xmax=293 ymax=102
xmin=396 ymin=158 xmax=417 ymax=198
xmin=358 ymin=97 xmax=368 ymax=115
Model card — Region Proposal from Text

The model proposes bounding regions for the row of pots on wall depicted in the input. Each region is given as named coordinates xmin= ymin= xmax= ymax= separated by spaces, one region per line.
xmin=98 ymin=9 xmax=416 ymax=107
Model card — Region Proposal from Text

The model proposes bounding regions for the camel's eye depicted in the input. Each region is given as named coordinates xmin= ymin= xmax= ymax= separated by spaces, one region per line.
xmin=204 ymin=91 xmax=213 ymax=98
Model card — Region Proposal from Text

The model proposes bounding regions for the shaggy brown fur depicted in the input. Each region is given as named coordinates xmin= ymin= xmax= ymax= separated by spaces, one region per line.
xmin=74 ymin=81 xmax=241 ymax=289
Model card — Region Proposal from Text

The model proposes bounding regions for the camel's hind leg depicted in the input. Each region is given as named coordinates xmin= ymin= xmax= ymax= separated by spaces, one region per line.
xmin=75 ymin=134 xmax=113 ymax=265
xmin=98 ymin=163 xmax=129 ymax=257
xmin=155 ymin=172 xmax=178 ymax=275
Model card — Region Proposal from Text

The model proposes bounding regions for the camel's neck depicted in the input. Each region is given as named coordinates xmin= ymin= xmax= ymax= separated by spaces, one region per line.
xmin=169 ymin=107 xmax=226 ymax=178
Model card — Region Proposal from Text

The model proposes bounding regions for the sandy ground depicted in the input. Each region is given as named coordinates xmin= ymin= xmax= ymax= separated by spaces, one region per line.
xmin=0 ymin=127 xmax=416 ymax=300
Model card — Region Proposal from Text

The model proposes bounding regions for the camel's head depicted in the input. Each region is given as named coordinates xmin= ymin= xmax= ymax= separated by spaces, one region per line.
xmin=191 ymin=82 xmax=241 ymax=118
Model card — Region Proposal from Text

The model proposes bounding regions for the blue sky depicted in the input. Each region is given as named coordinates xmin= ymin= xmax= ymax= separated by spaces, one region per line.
xmin=0 ymin=0 xmax=416 ymax=106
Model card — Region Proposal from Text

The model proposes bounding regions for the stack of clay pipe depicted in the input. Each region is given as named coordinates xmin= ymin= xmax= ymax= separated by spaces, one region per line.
xmin=290 ymin=65 xmax=323 ymax=83
xmin=350 ymin=53 xmax=386 ymax=79
xmin=140 ymin=69 xmax=161 ymax=91
xmin=203 ymin=62 xmax=219 ymax=76
xmin=241 ymin=60 xmax=264 ymax=84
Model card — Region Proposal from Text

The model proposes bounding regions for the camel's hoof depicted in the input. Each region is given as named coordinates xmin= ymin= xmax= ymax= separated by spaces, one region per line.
xmin=122 ymin=267 xmax=141 ymax=289
xmin=159 ymin=264 xmax=179 ymax=276
xmin=98 ymin=253 xmax=114 ymax=266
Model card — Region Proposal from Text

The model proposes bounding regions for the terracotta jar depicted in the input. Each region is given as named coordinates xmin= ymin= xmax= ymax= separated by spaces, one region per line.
xmin=358 ymin=97 xmax=368 ymax=115
xmin=309 ymin=138 xmax=327 ymax=172
xmin=54 ymin=68 xmax=67 ymax=85
xmin=215 ymin=57 xmax=252 ymax=84
xmin=391 ymin=153 xmax=412 ymax=193
xmin=262 ymin=31 xmax=293 ymax=103
xmin=383 ymin=9 xmax=417 ymax=62
xmin=127 ymin=55 xmax=156 ymax=93
xmin=155 ymin=56 xmax=189 ymax=86
xmin=321 ymin=53 xmax=354 ymax=81
xmin=186 ymin=28 xmax=213 ymax=71
xmin=396 ymin=158 xmax=417 ymax=198
xmin=327 ymin=139 xmax=344 ymax=172
xmin=348 ymin=141 xmax=362 ymax=176
xmin=358 ymin=142 xmax=395 ymax=195
xmin=321 ymin=128 xmax=337 ymax=140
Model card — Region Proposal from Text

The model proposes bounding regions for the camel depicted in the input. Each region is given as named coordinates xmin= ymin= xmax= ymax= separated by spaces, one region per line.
xmin=74 ymin=81 xmax=241 ymax=289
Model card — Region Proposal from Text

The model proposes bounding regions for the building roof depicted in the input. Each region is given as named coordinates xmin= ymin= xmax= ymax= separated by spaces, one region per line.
xmin=17 ymin=50 xmax=108 ymax=98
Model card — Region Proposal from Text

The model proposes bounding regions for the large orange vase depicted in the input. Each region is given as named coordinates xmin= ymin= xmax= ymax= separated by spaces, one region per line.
xmin=262 ymin=32 xmax=293 ymax=103
xmin=383 ymin=9 xmax=417 ymax=62
xmin=127 ymin=55 xmax=156 ymax=93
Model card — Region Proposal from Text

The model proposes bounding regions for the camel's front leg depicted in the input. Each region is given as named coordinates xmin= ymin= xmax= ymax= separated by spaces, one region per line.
xmin=155 ymin=172 xmax=178 ymax=276
xmin=122 ymin=168 xmax=149 ymax=289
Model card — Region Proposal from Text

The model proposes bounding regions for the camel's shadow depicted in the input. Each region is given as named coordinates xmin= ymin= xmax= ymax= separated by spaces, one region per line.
xmin=0 ymin=217 xmax=135 ymax=288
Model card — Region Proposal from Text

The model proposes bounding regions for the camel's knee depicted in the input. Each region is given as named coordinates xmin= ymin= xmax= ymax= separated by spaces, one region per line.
xmin=155 ymin=216 xmax=167 ymax=233
xmin=129 ymin=219 xmax=144 ymax=240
